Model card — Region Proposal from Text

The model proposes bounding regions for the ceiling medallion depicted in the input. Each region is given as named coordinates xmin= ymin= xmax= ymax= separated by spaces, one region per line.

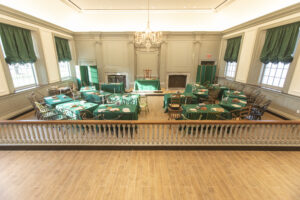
xmin=134 ymin=0 xmax=162 ymax=51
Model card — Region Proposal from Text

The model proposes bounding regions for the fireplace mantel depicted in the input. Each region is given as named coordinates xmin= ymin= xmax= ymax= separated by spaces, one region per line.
xmin=166 ymin=72 xmax=190 ymax=90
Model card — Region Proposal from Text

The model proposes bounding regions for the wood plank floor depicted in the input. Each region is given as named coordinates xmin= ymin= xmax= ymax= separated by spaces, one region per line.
xmin=0 ymin=150 xmax=299 ymax=200
xmin=15 ymin=96 xmax=283 ymax=120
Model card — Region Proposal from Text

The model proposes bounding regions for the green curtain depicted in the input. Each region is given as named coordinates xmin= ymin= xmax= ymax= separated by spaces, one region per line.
xmin=80 ymin=66 xmax=89 ymax=86
xmin=196 ymin=65 xmax=216 ymax=84
xmin=224 ymin=36 xmax=242 ymax=62
xmin=89 ymin=66 xmax=99 ymax=90
xmin=260 ymin=22 xmax=300 ymax=64
xmin=55 ymin=36 xmax=72 ymax=62
xmin=0 ymin=23 xmax=37 ymax=64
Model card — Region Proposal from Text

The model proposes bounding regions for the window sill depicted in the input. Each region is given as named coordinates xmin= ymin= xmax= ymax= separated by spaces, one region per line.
xmin=61 ymin=77 xmax=73 ymax=81
xmin=15 ymin=85 xmax=38 ymax=93
xmin=260 ymin=86 xmax=283 ymax=93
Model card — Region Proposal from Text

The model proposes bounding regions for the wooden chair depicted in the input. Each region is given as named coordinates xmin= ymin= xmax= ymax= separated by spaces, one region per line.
xmin=205 ymin=88 xmax=220 ymax=104
xmin=139 ymin=95 xmax=149 ymax=113
xmin=168 ymin=107 xmax=183 ymax=120
xmin=71 ymin=90 xmax=82 ymax=100
xmin=34 ymin=102 xmax=66 ymax=120
xmin=183 ymin=96 xmax=193 ymax=104
xmin=79 ymin=110 xmax=94 ymax=120
xmin=143 ymin=69 xmax=152 ymax=79
xmin=169 ymin=94 xmax=181 ymax=109
xmin=48 ymin=87 xmax=59 ymax=96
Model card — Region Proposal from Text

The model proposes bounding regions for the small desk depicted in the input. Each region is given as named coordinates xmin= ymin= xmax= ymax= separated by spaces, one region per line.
xmin=184 ymin=83 xmax=206 ymax=93
xmin=82 ymin=91 xmax=112 ymax=104
xmin=182 ymin=104 xmax=231 ymax=120
xmin=56 ymin=100 xmax=98 ymax=120
xmin=44 ymin=94 xmax=73 ymax=108
xmin=93 ymin=104 xmax=138 ymax=120
xmin=101 ymin=83 xmax=125 ymax=93
xmin=80 ymin=86 xmax=97 ymax=93
xmin=163 ymin=93 xmax=197 ymax=111
xmin=219 ymin=98 xmax=247 ymax=111
xmin=134 ymin=79 xmax=161 ymax=91
xmin=223 ymin=90 xmax=247 ymax=100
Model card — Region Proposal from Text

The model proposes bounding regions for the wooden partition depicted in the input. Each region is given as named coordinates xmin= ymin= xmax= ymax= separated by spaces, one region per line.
xmin=0 ymin=120 xmax=299 ymax=147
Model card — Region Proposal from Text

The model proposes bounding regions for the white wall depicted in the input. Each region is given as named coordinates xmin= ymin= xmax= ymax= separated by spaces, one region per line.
xmin=74 ymin=32 xmax=221 ymax=89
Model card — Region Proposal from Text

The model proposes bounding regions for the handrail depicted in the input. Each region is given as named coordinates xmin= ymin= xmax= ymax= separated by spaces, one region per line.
xmin=0 ymin=120 xmax=300 ymax=125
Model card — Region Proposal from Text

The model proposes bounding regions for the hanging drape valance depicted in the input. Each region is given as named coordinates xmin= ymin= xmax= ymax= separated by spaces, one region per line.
xmin=224 ymin=36 xmax=242 ymax=62
xmin=55 ymin=36 xmax=72 ymax=62
xmin=0 ymin=23 xmax=37 ymax=64
xmin=260 ymin=22 xmax=300 ymax=64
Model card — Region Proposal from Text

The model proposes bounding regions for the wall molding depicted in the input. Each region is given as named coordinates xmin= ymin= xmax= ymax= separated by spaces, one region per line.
xmin=0 ymin=4 xmax=73 ymax=35
xmin=222 ymin=3 xmax=300 ymax=35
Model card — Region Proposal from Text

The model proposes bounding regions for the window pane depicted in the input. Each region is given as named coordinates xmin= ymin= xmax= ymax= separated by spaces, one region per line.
xmin=59 ymin=61 xmax=71 ymax=79
xmin=261 ymin=62 xmax=290 ymax=88
xmin=9 ymin=63 xmax=37 ymax=88
xmin=225 ymin=62 xmax=237 ymax=78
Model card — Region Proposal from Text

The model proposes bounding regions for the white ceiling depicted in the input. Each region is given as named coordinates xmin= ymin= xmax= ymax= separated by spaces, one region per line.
xmin=68 ymin=0 xmax=227 ymax=10
xmin=0 ymin=0 xmax=298 ymax=32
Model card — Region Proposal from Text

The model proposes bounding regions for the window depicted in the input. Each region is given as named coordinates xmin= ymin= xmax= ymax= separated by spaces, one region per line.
xmin=8 ymin=63 xmax=37 ymax=89
xmin=260 ymin=62 xmax=289 ymax=88
xmin=0 ymin=37 xmax=37 ymax=89
xmin=59 ymin=61 xmax=71 ymax=79
xmin=225 ymin=62 xmax=237 ymax=78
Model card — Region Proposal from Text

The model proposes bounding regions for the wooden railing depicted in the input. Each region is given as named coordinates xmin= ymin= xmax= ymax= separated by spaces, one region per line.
xmin=0 ymin=120 xmax=299 ymax=147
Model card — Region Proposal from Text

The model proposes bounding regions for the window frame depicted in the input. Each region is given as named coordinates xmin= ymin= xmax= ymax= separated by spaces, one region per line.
xmin=58 ymin=61 xmax=72 ymax=80
xmin=259 ymin=62 xmax=291 ymax=91
xmin=224 ymin=61 xmax=238 ymax=80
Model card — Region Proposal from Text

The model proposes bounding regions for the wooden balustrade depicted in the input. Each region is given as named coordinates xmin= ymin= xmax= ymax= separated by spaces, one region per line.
xmin=0 ymin=120 xmax=299 ymax=146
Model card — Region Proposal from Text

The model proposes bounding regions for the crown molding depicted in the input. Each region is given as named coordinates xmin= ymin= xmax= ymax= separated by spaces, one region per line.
xmin=0 ymin=4 xmax=73 ymax=35
xmin=222 ymin=3 xmax=300 ymax=35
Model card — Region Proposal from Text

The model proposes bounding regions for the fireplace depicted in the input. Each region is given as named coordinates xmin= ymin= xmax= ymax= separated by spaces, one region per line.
xmin=105 ymin=73 xmax=128 ymax=89
xmin=167 ymin=73 xmax=189 ymax=89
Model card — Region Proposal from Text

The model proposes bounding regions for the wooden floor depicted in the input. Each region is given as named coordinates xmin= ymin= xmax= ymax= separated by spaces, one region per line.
xmin=0 ymin=150 xmax=299 ymax=200
xmin=15 ymin=96 xmax=282 ymax=120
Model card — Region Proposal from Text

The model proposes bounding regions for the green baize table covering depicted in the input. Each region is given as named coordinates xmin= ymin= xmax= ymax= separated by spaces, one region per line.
xmin=163 ymin=93 xmax=198 ymax=111
xmin=223 ymin=90 xmax=247 ymax=100
xmin=219 ymin=97 xmax=247 ymax=111
xmin=181 ymin=104 xmax=231 ymax=120
xmin=101 ymin=83 xmax=125 ymax=93
xmin=134 ymin=79 xmax=161 ymax=91
xmin=44 ymin=94 xmax=73 ymax=107
xmin=56 ymin=100 xmax=98 ymax=120
xmin=93 ymin=104 xmax=138 ymax=120
xmin=82 ymin=90 xmax=112 ymax=104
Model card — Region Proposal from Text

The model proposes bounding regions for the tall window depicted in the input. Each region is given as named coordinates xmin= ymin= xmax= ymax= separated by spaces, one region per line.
xmin=8 ymin=63 xmax=37 ymax=89
xmin=260 ymin=62 xmax=289 ymax=88
xmin=59 ymin=61 xmax=71 ymax=79
xmin=259 ymin=22 xmax=300 ymax=89
xmin=225 ymin=62 xmax=237 ymax=78
xmin=224 ymin=36 xmax=241 ymax=79
xmin=55 ymin=36 xmax=72 ymax=80
xmin=0 ymin=23 xmax=38 ymax=90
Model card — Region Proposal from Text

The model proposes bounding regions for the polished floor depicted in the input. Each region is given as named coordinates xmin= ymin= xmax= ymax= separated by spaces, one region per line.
xmin=0 ymin=150 xmax=299 ymax=200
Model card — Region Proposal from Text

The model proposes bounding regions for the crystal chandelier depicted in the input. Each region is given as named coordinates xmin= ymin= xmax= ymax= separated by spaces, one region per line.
xmin=135 ymin=0 xmax=162 ymax=50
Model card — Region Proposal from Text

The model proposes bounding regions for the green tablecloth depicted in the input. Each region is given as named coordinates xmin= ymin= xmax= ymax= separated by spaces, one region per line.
xmin=93 ymin=104 xmax=138 ymax=120
xmin=219 ymin=97 xmax=247 ymax=111
xmin=107 ymin=93 xmax=140 ymax=105
xmin=182 ymin=104 xmax=231 ymax=120
xmin=80 ymin=86 xmax=97 ymax=93
xmin=184 ymin=83 xmax=206 ymax=93
xmin=223 ymin=90 xmax=247 ymax=100
xmin=163 ymin=93 xmax=198 ymax=111
xmin=82 ymin=91 xmax=112 ymax=104
xmin=44 ymin=94 xmax=73 ymax=108
xmin=101 ymin=83 xmax=125 ymax=93
xmin=134 ymin=79 xmax=161 ymax=91
xmin=56 ymin=100 xmax=98 ymax=120
xmin=208 ymin=84 xmax=229 ymax=98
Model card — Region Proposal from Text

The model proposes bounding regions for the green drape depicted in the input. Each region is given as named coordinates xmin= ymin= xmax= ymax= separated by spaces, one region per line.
xmin=224 ymin=36 xmax=242 ymax=62
xmin=260 ymin=22 xmax=300 ymax=64
xmin=0 ymin=23 xmax=37 ymax=64
xmin=55 ymin=36 xmax=72 ymax=62
xmin=80 ymin=66 xmax=89 ymax=86
xmin=196 ymin=65 xmax=216 ymax=84
xmin=89 ymin=66 xmax=99 ymax=90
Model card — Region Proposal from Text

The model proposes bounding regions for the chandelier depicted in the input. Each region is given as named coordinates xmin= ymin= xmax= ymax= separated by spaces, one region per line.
xmin=134 ymin=0 xmax=162 ymax=50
